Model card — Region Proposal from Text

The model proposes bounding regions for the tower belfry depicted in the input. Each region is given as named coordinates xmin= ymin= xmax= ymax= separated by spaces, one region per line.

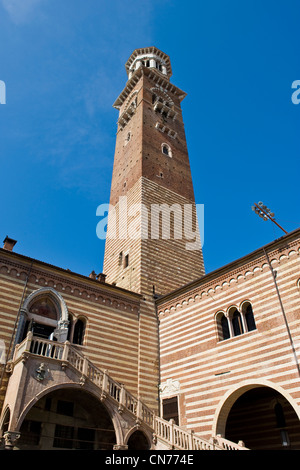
xmin=103 ymin=46 xmax=205 ymax=296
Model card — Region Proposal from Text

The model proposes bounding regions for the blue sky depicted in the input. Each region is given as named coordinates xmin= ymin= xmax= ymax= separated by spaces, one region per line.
xmin=0 ymin=0 xmax=299 ymax=278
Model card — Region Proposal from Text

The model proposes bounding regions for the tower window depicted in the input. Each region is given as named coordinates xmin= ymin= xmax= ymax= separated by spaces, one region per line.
xmin=124 ymin=254 xmax=129 ymax=268
xmin=125 ymin=132 xmax=131 ymax=144
xmin=162 ymin=143 xmax=172 ymax=157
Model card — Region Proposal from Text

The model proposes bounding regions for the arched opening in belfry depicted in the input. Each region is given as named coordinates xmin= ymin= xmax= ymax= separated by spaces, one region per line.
xmin=127 ymin=430 xmax=150 ymax=450
xmin=16 ymin=388 xmax=116 ymax=450
xmin=224 ymin=386 xmax=300 ymax=450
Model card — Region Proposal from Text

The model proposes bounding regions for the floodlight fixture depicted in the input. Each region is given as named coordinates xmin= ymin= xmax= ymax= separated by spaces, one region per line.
xmin=252 ymin=202 xmax=288 ymax=234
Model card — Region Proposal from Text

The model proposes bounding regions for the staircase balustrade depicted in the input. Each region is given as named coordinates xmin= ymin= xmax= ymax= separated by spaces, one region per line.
xmin=12 ymin=334 xmax=248 ymax=451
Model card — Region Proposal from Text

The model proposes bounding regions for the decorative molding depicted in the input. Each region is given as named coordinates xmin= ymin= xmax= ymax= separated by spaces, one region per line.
xmin=157 ymin=243 xmax=300 ymax=316
xmin=0 ymin=257 xmax=140 ymax=314
xmin=117 ymin=95 xmax=138 ymax=130
xmin=155 ymin=122 xmax=177 ymax=138
xmin=159 ymin=378 xmax=181 ymax=398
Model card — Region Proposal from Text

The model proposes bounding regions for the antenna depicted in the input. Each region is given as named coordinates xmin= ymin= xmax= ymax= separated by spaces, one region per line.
xmin=251 ymin=202 xmax=288 ymax=234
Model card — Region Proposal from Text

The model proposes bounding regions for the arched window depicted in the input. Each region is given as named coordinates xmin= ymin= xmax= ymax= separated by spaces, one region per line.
xmin=73 ymin=318 xmax=86 ymax=345
xmin=18 ymin=288 xmax=70 ymax=346
xmin=67 ymin=314 xmax=73 ymax=342
xmin=221 ymin=314 xmax=230 ymax=340
xmin=244 ymin=303 xmax=256 ymax=331
xmin=232 ymin=309 xmax=244 ymax=336
xmin=29 ymin=297 xmax=58 ymax=320
xmin=216 ymin=312 xmax=230 ymax=341
xmin=216 ymin=301 xmax=257 ymax=342
xmin=23 ymin=296 xmax=59 ymax=340
xmin=162 ymin=143 xmax=172 ymax=157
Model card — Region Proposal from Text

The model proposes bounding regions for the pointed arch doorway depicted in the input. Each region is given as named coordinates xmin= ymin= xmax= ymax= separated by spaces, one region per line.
xmin=215 ymin=383 xmax=300 ymax=450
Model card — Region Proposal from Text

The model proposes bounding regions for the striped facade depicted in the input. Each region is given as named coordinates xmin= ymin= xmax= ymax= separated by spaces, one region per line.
xmin=0 ymin=47 xmax=299 ymax=450
xmin=157 ymin=229 xmax=300 ymax=450
xmin=0 ymin=249 xmax=143 ymax=407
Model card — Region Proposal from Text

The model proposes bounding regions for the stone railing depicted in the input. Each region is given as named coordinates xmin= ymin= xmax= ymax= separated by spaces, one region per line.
xmin=154 ymin=417 xmax=222 ymax=450
xmin=13 ymin=333 xmax=155 ymax=429
xmin=13 ymin=334 xmax=248 ymax=451
xmin=214 ymin=435 xmax=247 ymax=450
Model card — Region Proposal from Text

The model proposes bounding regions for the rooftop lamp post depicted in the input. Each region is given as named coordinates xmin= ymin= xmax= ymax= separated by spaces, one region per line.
xmin=251 ymin=201 xmax=288 ymax=234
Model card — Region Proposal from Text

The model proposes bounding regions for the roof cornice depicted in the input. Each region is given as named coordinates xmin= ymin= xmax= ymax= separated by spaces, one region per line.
xmin=113 ymin=66 xmax=186 ymax=110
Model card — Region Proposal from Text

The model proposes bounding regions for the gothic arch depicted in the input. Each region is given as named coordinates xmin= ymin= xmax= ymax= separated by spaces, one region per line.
xmin=18 ymin=287 xmax=70 ymax=343
xmin=123 ymin=91 xmax=138 ymax=113
xmin=151 ymin=86 xmax=174 ymax=107
xmin=212 ymin=379 xmax=300 ymax=438
xmin=22 ymin=287 xmax=69 ymax=323
xmin=125 ymin=427 xmax=152 ymax=450
xmin=0 ymin=406 xmax=11 ymax=436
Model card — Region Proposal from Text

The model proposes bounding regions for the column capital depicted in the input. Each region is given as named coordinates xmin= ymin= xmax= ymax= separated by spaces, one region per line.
xmin=113 ymin=444 xmax=128 ymax=450
xmin=3 ymin=431 xmax=20 ymax=449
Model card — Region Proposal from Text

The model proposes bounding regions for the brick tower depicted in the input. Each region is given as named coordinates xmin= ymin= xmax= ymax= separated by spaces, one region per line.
xmin=103 ymin=46 xmax=205 ymax=297
xmin=102 ymin=47 xmax=205 ymax=410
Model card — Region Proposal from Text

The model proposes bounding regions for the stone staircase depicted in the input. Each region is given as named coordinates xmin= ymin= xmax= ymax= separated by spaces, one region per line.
xmin=13 ymin=334 xmax=248 ymax=451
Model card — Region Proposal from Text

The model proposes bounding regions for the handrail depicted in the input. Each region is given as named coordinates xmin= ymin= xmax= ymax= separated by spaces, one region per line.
xmin=214 ymin=435 xmax=247 ymax=450
xmin=154 ymin=416 xmax=222 ymax=450
xmin=13 ymin=334 xmax=248 ymax=450
xmin=13 ymin=333 xmax=155 ymax=427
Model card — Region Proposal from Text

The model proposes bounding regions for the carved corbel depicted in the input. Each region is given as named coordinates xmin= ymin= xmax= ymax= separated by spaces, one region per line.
xmin=5 ymin=362 xmax=13 ymax=374
xmin=35 ymin=363 xmax=47 ymax=382
xmin=21 ymin=353 xmax=29 ymax=363
xmin=79 ymin=375 xmax=86 ymax=386
xmin=135 ymin=418 xmax=142 ymax=429
xmin=113 ymin=444 xmax=128 ymax=450
xmin=118 ymin=404 xmax=124 ymax=414
xmin=3 ymin=431 xmax=20 ymax=450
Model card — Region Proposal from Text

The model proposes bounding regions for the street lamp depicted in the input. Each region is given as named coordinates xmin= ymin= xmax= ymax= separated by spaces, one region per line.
xmin=251 ymin=201 xmax=288 ymax=234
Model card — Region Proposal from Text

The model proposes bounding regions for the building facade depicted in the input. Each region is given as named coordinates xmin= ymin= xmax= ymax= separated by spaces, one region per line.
xmin=0 ymin=47 xmax=299 ymax=451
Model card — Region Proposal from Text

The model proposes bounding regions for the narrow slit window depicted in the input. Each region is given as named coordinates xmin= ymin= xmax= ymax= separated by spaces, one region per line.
xmin=124 ymin=254 xmax=129 ymax=268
